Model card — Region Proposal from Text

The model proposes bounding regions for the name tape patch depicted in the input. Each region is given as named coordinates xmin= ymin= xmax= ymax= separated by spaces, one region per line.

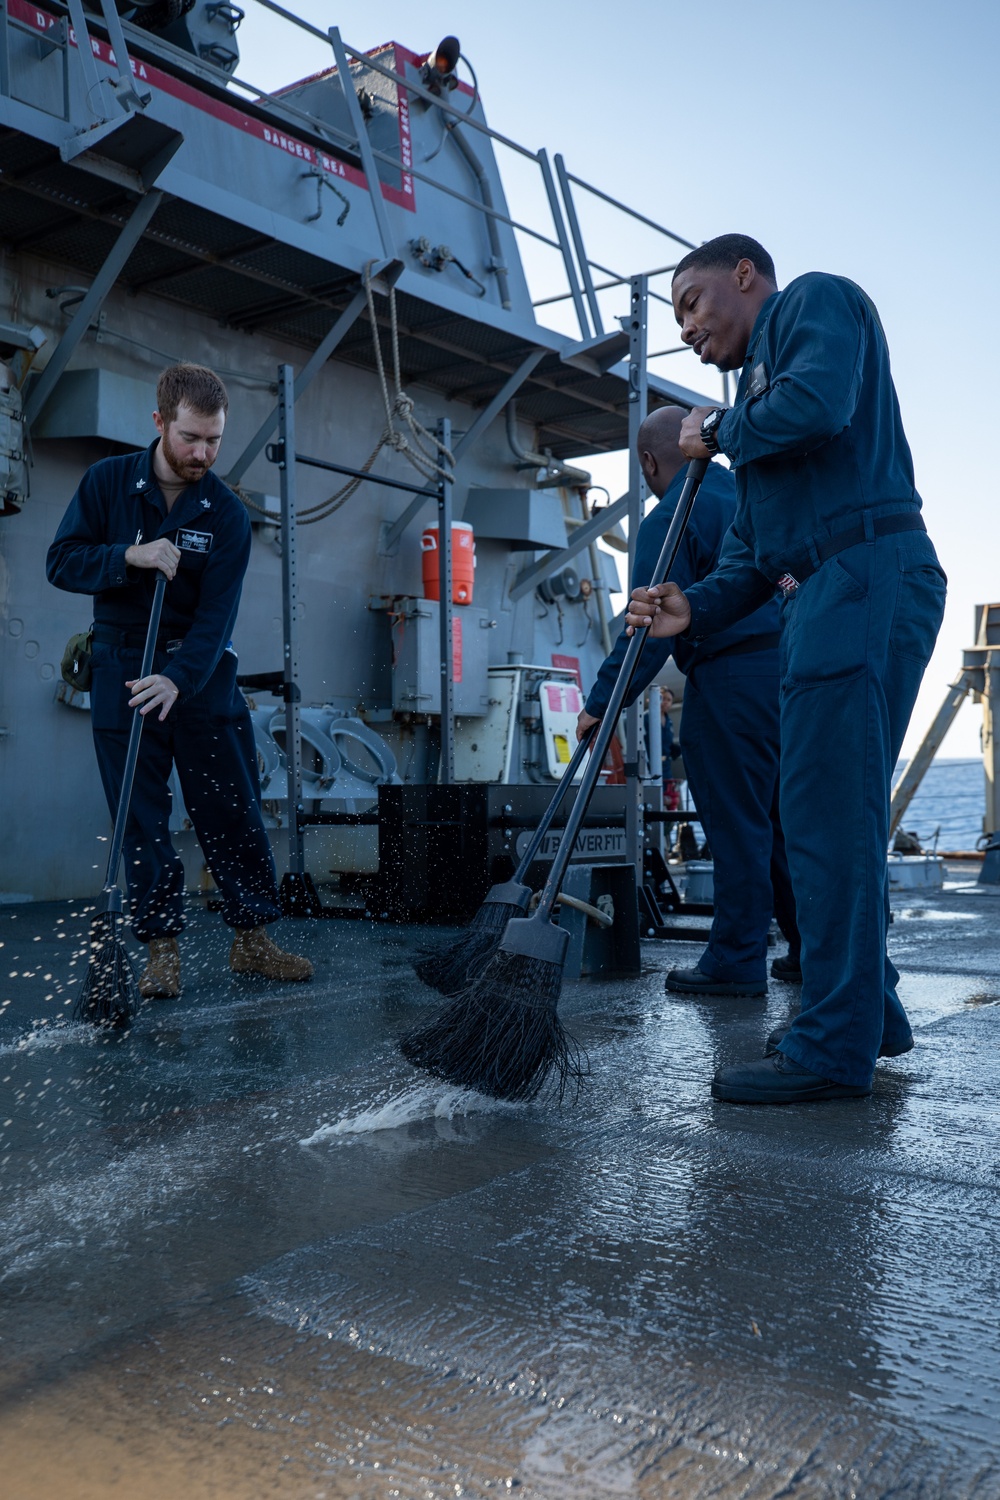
xmin=178 ymin=528 xmax=213 ymax=554
xmin=748 ymin=363 xmax=769 ymax=398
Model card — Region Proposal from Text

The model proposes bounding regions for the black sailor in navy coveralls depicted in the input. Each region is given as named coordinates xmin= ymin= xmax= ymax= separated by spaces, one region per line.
xmin=682 ymin=274 xmax=948 ymax=1088
xmin=47 ymin=441 xmax=283 ymax=941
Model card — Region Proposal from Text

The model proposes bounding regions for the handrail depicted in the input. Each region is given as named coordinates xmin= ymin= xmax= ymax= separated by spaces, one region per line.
xmin=562 ymin=168 xmax=697 ymax=251
xmin=251 ymin=1 xmax=545 ymax=164
xmin=247 ymin=3 xmax=578 ymax=320
xmin=1 ymin=0 xmax=703 ymax=352
xmin=364 ymin=143 xmax=564 ymax=253
xmin=248 ymin=6 xmax=704 ymax=341
xmin=585 ymin=257 xmax=677 ymax=311
xmin=533 ymin=263 xmax=680 ymax=308
xmin=22 ymin=0 xmax=362 ymax=161
xmin=249 ymin=0 xmax=327 ymax=43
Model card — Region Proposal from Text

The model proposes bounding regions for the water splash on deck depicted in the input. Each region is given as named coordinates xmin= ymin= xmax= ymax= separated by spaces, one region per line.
xmin=301 ymin=1083 xmax=517 ymax=1143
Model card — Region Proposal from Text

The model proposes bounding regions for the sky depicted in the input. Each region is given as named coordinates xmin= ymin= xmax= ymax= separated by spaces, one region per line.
xmin=239 ymin=0 xmax=1000 ymax=757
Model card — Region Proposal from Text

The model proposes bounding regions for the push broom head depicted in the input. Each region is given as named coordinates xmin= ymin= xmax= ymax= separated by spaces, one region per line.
xmin=73 ymin=909 xmax=141 ymax=1028
xmin=401 ymin=910 xmax=587 ymax=1102
xmin=414 ymin=880 xmax=533 ymax=997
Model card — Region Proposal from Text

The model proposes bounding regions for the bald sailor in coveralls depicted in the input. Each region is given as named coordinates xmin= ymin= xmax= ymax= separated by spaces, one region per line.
xmin=47 ymin=363 xmax=313 ymax=998
xmin=626 ymin=235 xmax=946 ymax=1104
xmin=578 ymin=406 xmax=800 ymax=998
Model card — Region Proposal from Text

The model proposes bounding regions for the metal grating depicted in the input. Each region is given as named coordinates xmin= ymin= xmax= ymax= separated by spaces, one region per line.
xmin=0 ymin=129 xmax=59 ymax=178
xmin=23 ymin=216 xmax=124 ymax=277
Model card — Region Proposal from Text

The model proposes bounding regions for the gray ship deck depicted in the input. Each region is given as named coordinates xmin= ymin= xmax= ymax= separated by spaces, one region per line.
xmin=1 ymin=868 xmax=999 ymax=1498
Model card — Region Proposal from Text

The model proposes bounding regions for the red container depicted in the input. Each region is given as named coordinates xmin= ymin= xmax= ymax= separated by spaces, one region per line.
xmin=421 ymin=521 xmax=475 ymax=604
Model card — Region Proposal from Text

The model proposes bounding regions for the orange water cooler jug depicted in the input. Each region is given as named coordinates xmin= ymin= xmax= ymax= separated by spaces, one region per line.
xmin=421 ymin=521 xmax=475 ymax=604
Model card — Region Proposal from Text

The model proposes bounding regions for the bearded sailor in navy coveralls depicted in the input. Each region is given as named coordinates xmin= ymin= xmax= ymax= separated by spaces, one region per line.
xmin=626 ymin=236 xmax=946 ymax=1104
xmin=47 ymin=364 xmax=312 ymax=997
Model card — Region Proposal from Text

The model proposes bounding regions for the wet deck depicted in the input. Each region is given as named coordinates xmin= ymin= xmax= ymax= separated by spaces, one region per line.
xmin=2 ymin=869 xmax=999 ymax=1499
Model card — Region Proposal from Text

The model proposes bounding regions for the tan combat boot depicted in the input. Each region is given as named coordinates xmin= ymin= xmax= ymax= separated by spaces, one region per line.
xmin=229 ymin=927 xmax=314 ymax=982
xmin=138 ymin=936 xmax=181 ymax=999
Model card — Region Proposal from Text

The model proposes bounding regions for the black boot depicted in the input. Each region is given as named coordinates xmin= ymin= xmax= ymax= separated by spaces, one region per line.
xmin=770 ymin=951 xmax=802 ymax=982
xmin=712 ymin=1053 xmax=872 ymax=1104
xmin=665 ymin=967 xmax=767 ymax=998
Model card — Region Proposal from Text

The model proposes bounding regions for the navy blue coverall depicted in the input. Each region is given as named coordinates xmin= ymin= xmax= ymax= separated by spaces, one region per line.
xmin=586 ymin=461 xmax=799 ymax=986
xmin=47 ymin=442 xmax=282 ymax=941
xmin=683 ymin=273 xmax=947 ymax=1086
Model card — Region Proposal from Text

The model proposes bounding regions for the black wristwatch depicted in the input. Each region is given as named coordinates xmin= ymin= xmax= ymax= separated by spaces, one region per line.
xmin=700 ymin=407 xmax=726 ymax=455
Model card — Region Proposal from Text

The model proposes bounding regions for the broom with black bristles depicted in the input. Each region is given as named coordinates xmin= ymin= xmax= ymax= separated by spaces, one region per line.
xmin=74 ymin=570 xmax=167 ymax=1027
xmin=413 ymin=724 xmax=597 ymax=997
xmin=400 ymin=458 xmax=708 ymax=1100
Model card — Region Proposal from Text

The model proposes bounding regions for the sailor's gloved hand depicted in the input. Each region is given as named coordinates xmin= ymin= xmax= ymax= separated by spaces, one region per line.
xmin=576 ymin=708 xmax=601 ymax=742
xmin=626 ymin=582 xmax=691 ymax=638
xmin=127 ymin=672 xmax=180 ymax=721
xmin=125 ymin=538 xmax=181 ymax=580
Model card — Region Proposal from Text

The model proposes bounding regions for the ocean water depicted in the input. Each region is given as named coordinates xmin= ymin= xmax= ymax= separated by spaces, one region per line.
xmin=892 ymin=756 xmax=985 ymax=852
xmin=679 ymin=757 xmax=986 ymax=854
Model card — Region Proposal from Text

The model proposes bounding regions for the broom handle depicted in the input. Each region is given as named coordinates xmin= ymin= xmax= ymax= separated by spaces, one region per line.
xmin=534 ymin=458 xmax=707 ymax=923
xmin=512 ymin=724 xmax=596 ymax=882
xmin=101 ymin=570 xmax=168 ymax=898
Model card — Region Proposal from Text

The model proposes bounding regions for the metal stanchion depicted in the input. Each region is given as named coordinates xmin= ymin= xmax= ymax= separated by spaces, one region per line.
xmin=437 ymin=416 xmax=455 ymax=784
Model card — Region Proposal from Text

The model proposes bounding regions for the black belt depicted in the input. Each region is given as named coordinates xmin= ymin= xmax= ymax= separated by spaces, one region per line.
xmin=700 ymin=631 xmax=780 ymax=663
xmin=780 ymin=512 xmax=925 ymax=590
xmin=92 ymin=624 xmax=187 ymax=652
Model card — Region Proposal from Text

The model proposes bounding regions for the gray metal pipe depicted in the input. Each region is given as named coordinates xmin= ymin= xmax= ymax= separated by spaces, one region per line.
xmin=504 ymin=400 xmax=590 ymax=489
xmin=444 ymin=119 xmax=511 ymax=310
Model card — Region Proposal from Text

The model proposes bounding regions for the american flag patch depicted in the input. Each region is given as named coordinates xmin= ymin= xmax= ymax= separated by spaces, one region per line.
xmin=777 ymin=572 xmax=799 ymax=597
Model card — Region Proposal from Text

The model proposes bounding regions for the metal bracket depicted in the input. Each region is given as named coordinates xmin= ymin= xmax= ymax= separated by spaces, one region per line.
xmin=95 ymin=0 xmax=151 ymax=113
xmin=61 ymin=130 xmax=182 ymax=194
xmin=560 ymin=327 xmax=630 ymax=376
xmin=63 ymin=0 xmax=150 ymax=146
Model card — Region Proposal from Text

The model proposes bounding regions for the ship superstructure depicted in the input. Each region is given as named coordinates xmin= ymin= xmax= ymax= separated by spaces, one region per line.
xmin=0 ymin=0 xmax=721 ymax=919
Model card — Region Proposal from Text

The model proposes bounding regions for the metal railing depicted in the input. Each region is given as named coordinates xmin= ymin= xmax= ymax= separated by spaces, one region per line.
xmin=0 ymin=0 xmax=716 ymax=387
xmin=239 ymin=3 xmax=704 ymax=357
xmin=243 ymin=6 xmax=594 ymax=330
